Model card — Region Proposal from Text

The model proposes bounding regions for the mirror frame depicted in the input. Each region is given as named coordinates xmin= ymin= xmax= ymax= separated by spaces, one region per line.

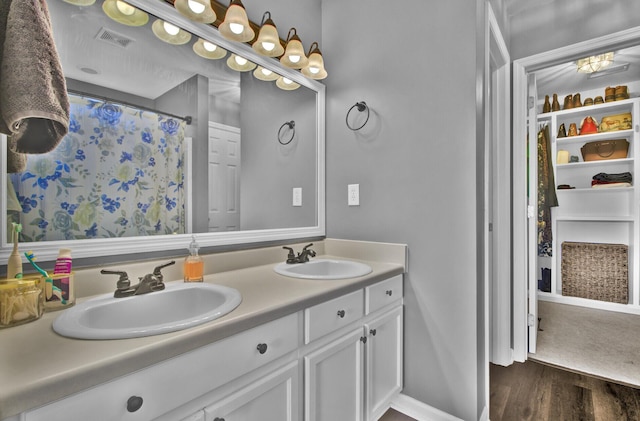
xmin=1 ymin=0 xmax=325 ymax=262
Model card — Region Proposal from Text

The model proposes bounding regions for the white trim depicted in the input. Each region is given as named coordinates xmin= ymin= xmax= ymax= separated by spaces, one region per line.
xmin=487 ymin=2 xmax=513 ymax=368
xmin=390 ymin=394 xmax=464 ymax=421
xmin=512 ymin=26 xmax=640 ymax=362
xmin=0 ymin=2 xmax=327 ymax=262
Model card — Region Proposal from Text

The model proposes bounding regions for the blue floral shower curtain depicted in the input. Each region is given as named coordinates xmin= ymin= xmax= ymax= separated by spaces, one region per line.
xmin=10 ymin=94 xmax=187 ymax=241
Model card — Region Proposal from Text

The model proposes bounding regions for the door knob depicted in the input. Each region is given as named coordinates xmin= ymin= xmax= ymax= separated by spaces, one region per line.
xmin=126 ymin=396 xmax=143 ymax=412
xmin=257 ymin=343 xmax=268 ymax=354
xmin=337 ymin=310 xmax=345 ymax=318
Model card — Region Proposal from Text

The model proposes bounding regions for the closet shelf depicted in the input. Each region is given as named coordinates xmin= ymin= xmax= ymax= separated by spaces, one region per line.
xmin=555 ymin=215 xmax=634 ymax=222
xmin=556 ymin=158 xmax=634 ymax=169
xmin=556 ymin=129 xmax=634 ymax=146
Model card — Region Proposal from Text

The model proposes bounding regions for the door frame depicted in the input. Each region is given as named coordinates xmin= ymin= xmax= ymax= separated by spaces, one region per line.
xmin=512 ymin=26 xmax=640 ymax=362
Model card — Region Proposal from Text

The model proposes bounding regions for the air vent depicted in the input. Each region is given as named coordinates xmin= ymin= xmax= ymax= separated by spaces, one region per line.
xmin=95 ymin=27 xmax=135 ymax=49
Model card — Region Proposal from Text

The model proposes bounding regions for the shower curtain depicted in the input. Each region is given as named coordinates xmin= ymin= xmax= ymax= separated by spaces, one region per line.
xmin=537 ymin=124 xmax=558 ymax=257
xmin=10 ymin=94 xmax=187 ymax=241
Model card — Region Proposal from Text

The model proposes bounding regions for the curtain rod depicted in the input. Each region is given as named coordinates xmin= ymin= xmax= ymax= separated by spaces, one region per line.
xmin=67 ymin=89 xmax=192 ymax=125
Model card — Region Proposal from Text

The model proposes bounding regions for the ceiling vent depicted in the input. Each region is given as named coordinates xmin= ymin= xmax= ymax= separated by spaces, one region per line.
xmin=95 ymin=27 xmax=135 ymax=49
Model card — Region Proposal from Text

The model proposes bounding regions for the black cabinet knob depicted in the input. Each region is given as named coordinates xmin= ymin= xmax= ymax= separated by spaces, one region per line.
xmin=337 ymin=310 xmax=345 ymax=318
xmin=257 ymin=343 xmax=268 ymax=354
xmin=386 ymin=290 xmax=393 ymax=296
xmin=214 ymin=418 xmax=226 ymax=421
xmin=360 ymin=336 xmax=367 ymax=343
xmin=126 ymin=396 xmax=143 ymax=413
xmin=370 ymin=328 xmax=377 ymax=336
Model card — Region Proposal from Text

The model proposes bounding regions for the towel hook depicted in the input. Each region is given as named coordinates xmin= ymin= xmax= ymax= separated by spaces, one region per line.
xmin=278 ymin=120 xmax=295 ymax=145
xmin=346 ymin=101 xmax=370 ymax=131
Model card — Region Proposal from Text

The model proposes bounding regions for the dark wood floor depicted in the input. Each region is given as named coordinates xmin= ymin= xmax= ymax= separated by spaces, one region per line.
xmin=379 ymin=408 xmax=416 ymax=421
xmin=491 ymin=360 xmax=640 ymax=421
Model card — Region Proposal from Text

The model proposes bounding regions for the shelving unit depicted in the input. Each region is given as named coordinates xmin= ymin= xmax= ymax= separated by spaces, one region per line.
xmin=537 ymin=95 xmax=640 ymax=313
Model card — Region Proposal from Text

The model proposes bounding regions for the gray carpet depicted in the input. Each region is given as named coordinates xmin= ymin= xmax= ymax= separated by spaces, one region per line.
xmin=530 ymin=300 xmax=640 ymax=387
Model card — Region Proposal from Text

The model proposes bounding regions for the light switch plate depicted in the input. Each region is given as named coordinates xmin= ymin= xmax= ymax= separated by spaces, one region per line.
xmin=348 ymin=184 xmax=359 ymax=206
xmin=293 ymin=187 xmax=302 ymax=206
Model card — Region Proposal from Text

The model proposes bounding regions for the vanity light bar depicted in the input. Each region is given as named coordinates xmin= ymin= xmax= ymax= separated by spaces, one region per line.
xmin=164 ymin=0 xmax=326 ymax=81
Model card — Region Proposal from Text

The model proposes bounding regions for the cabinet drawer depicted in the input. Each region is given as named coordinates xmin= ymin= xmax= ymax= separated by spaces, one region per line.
xmin=305 ymin=289 xmax=364 ymax=344
xmin=366 ymin=275 xmax=403 ymax=314
xmin=24 ymin=313 xmax=300 ymax=421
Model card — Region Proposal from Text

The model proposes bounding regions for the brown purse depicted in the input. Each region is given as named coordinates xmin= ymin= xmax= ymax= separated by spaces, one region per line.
xmin=581 ymin=139 xmax=629 ymax=161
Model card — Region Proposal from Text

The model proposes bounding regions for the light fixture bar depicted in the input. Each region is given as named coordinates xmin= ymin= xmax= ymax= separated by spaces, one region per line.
xmin=587 ymin=62 xmax=630 ymax=79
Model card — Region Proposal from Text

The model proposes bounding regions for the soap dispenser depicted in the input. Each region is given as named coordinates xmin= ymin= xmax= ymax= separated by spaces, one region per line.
xmin=184 ymin=235 xmax=204 ymax=282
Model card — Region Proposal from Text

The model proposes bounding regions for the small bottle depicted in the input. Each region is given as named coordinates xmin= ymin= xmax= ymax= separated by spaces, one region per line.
xmin=53 ymin=248 xmax=73 ymax=303
xmin=184 ymin=236 xmax=204 ymax=282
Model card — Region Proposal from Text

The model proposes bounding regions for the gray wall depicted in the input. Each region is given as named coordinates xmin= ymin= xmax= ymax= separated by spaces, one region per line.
xmin=510 ymin=0 xmax=640 ymax=60
xmin=322 ymin=1 xmax=482 ymax=419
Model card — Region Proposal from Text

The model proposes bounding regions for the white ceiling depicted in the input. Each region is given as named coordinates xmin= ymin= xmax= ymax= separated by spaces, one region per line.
xmin=49 ymin=0 xmax=241 ymax=102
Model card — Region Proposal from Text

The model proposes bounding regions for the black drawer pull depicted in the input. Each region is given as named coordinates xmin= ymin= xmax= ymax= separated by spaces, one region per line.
xmin=370 ymin=328 xmax=377 ymax=336
xmin=214 ymin=418 xmax=225 ymax=421
xmin=360 ymin=336 xmax=367 ymax=343
xmin=126 ymin=396 xmax=143 ymax=413
xmin=386 ymin=290 xmax=393 ymax=296
xmin=337 ymin=309 xmax=346 ymax=318
xmin=257 ymin=343 xmax=268 ymax=354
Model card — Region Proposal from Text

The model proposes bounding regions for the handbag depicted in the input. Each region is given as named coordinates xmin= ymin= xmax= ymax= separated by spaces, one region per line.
xmin=580 ymin=139 xmax=629 ymax=161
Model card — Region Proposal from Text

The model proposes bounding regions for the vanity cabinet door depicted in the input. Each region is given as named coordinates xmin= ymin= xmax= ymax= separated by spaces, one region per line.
xmin=365 ymin=306 xmax=403 ymax=421
xmin=304 ymin=328 xmax=365 ymax=421
xmin=204 ymin=360 xmax=299 ymax=421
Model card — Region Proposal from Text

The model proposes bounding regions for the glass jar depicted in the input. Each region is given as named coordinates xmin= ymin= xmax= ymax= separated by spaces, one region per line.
xmin=0 ymin=278 xmax=44 ymax=328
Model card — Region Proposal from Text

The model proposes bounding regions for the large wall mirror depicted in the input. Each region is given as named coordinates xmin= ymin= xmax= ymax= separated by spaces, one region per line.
xmin=1 ymin=0 xmax=325 ymax=262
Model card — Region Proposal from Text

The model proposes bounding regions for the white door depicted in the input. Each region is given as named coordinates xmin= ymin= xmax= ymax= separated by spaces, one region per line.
xmin=527 ymin=74 xmax=539 ymax=354
xmin=365 ymin=307 xmax=403 ymax=421
xmin=208 ymin=122 xmax=240 ymax=232
xmin=304 ymin=328 xmax=365 ymax=421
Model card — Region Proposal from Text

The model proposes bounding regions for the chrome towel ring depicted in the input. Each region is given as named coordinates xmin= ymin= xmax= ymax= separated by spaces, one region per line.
xmin=278 ymin=120 xmax=295 ymax=145
xmin=346 ymin=101 xmax=370 ymax=131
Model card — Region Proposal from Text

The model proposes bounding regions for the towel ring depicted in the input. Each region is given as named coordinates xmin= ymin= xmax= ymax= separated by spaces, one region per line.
xmin=346 ymin=101 xmax=370 ymax=131
xmin=278 ymin=121 xmax=295 ymax=145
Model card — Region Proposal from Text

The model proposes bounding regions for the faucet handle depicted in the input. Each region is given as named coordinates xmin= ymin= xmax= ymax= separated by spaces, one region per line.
xmin=100 ymin=269 xmax=130 ymax=290
xmin=152 ymin=260 xmax=176 ymax=276
xmin=302 ymin=243 xmax=316 ymax=257
xmin=283 ymin=247 xmax=297 ymax=264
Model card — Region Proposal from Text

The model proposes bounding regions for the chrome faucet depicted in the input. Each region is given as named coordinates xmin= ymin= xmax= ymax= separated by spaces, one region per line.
xmin=283 ymin=243 xmax=316 ymax=264
xmin=101 ymin=260 xmax=175 ymax=298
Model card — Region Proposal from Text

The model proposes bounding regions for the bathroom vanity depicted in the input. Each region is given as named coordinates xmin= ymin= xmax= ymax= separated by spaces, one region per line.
xmin=0 ymin=239 xmax=406 ymax=421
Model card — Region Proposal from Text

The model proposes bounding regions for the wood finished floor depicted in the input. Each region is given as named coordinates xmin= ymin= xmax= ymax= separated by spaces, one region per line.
xmin=379 ymin=408 xmax=417 ymax=421
xmin=491 ymin=360 xmax=640 ymax=421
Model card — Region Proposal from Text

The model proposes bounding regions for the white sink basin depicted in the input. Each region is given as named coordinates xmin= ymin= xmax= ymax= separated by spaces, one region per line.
xmin=274 ymin=259 xmax=372 ymax=280
xmin=53 ymin=282 xmax=242 ymax=340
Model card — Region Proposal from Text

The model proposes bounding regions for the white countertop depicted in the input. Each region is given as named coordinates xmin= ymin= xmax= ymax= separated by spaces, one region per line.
xmin=0 ymin=239 xmax=406 ymax=419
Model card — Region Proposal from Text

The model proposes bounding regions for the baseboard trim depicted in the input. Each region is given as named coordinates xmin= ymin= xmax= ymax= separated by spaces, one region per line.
xmin=390 ymin=394 xmax=464 ymax=421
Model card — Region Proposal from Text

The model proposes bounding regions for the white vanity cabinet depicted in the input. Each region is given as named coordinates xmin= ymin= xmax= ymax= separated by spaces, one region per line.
xmin=203 ymin=360 xmax=299 ymax=421
xmin=22 ymin=313 xmax=301 ymax=421
xmin=303 ymin=275 xmax=403 ymax=421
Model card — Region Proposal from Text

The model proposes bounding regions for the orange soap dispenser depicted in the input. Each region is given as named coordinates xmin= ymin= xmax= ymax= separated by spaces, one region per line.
xmin=184 ymin=235 xmax=204 ymax=282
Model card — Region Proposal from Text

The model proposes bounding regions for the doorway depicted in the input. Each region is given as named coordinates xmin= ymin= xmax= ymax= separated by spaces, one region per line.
xmin=512 ymin=27 xmax=640 ymax=375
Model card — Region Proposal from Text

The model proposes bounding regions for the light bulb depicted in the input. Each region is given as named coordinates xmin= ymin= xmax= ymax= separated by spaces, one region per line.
xmin=289 ymin=55 xmax=300 ymax=63
xmin=235 ymin=56 xmax=248 ymax=66
xmin=187 ymin=0 xmax=206 ymax=14
xmin=261 ymin=68 xmax=273 ymax=76
xmin=230 ymin=23 xmax=244 ymax=35
xmin=163 ymin=22 xmax=180 ymax=36
xmin=282 ymin=77 xmax=292 ymax=84
xmin=309 ymin=67 xmax=320 ymax=74
xmin=116 ymin=0 xmax=136 ymax=16
xmin=203 ymin=41 xmax=217 ymax=52
xmin=261 ymin=42 xmax=275 ymax=52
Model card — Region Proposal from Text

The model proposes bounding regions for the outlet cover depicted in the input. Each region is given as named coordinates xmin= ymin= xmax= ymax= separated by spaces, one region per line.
xmin=293 ymin=187 xmax=302 ymax=206
xmin=348 ymin=184 xmax=359 ymax=206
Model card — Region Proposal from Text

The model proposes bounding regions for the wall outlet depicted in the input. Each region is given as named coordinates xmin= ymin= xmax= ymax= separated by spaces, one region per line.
xmin=348 ymin=184 xmax=359 ymax=206
xmin=293 ymin=187 xmax=302 ymax=207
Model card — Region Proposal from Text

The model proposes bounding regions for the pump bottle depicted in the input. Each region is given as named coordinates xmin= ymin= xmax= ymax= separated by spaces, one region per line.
xmin=184 ymin=236 xmax=204 ymax=282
